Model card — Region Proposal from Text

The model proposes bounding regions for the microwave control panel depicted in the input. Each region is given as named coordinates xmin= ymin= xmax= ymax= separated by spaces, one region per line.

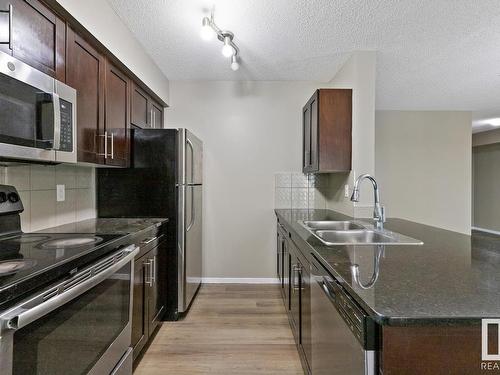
xmin=59 ymin=99 xmax=73 ymax=152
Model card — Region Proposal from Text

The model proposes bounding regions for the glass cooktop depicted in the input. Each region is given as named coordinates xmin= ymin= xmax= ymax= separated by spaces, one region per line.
xmin=0 ymin=232 xmax=123 ymax=290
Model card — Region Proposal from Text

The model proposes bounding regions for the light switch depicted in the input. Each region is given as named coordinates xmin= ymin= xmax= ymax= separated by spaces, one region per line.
xmin=344 ymin=184 xmax=350 ymax=198
xmin=56 ymin=184 xmax=65 ymax=202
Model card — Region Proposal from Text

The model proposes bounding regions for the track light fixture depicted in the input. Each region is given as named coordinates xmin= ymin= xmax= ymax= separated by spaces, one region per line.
xmin=200 ymin=9 xmax=240 ymax=71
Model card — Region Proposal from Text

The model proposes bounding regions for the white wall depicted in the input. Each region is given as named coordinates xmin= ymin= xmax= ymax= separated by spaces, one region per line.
xmin=57 ymin=0 xmax=170 ymax=104
xmin=375 ymin=111 xmax=472 ymax=234
xmin=166 ymin=81 xmax=320 ymax=278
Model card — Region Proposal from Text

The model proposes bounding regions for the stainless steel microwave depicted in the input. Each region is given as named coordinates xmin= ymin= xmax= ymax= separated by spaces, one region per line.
xmin=0 ymin=51 xmax=77 ymax=163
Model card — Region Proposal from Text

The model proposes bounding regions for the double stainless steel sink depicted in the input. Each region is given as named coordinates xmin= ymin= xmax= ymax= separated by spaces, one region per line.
xmin=300 ymin=220 xmax=423 ymax=246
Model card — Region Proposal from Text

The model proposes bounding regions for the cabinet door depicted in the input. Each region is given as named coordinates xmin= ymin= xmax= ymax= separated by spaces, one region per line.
xmin=283 ymin=237 xmax=290 ymax=311
xmin=302 ymin=104 xmax=311 ymax=172
xmin=289 ymin=249 xmax=301 ymax=341
xmin=131 ymin=83 xmax=150 ymax=128
xmin=105 ymin=61 xmax=130 ymax=167
xmin=276 ymin=229 xmax=283 ymax=284
xmin=0 ymin=0 xmax=65 ymax=80
xmin=150 ymin=101 xmax=163 ymax=128
xmin=309 ymin=92 xmax=319 ymax=172
xmin=301 ymin=258 xmax=312 ymax=371
xmin=131 ymin=256 xmax=148 ymax=360
xmin=148 ymin=246 xmax=164 ymax=335
xmin=66 ymin=27 xmax=105 ymax=164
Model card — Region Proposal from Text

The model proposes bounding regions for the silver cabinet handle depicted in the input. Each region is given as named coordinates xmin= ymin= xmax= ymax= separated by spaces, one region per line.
xmin=110 ymin=132 xmax=114 ymax=159
xmin=8 ymin=4 xmax=12 ymax=50
xmin=151 ymin=255 xmax=156 ymax=285
xmin=98 ymin=131 xmax=108 ymax=158
xmin=292 ymin=264 xmax=301 ymax=292
xmin=144 ymin=259 xmax=152 ymax=287
xmin=142 ymin=236 xmax=158 ymax=245
xmin=52 ymin=92 xmax=61 ymax=150
xmin=153 ymin=111 xmax=156 ymax=128
xmin=1 ymin=245 xmax=138 ymax=331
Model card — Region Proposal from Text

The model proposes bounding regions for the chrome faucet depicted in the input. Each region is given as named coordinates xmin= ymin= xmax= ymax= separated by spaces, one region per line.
xmin=350 ymin=174 xmax=386 ymax=230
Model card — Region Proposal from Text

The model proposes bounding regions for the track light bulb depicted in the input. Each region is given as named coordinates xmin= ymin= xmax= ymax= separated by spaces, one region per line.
xmin=221 ymin=36 xmax=235 ymax=57
xmin=200 ymin=17 xmax=214 ymax=41
xmin=230 ymin=55 xmax=239 ymax=71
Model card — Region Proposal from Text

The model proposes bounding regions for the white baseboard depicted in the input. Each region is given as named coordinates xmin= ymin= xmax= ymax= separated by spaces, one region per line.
xmin=472 ymin=226 xmax=500 ymax=236
xmin=201 ymin=277 xmax=280 ymax=284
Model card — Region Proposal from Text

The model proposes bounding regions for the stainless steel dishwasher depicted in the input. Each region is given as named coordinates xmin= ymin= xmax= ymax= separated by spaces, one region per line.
xmin=310 ymin=254 xmax=378 ymax=375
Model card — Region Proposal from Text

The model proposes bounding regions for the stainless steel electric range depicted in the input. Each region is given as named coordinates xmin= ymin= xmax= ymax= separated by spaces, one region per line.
xmin=0 ymin=184 xmax=138 ymax=375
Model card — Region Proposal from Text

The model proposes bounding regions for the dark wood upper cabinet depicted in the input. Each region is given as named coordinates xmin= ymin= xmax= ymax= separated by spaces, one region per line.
xmin=105 ymin=61 xmax=130 ymax=167
xmin=131 ymin=82 xmax=164 ymax=129
xmin=66 ymin=27 xmax=105 ymax=164
xmin=302 ymin=89 xmax=352 ymax=173
xmin=151 ymin=101 xmax=163 ymax=129
xmin=131 ymin=83 xmax=149 ymax=128
xmin=0 ymin=0 xmax=65 ymax=80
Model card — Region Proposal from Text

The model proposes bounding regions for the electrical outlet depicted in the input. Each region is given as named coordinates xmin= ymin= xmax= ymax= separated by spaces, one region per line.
xmin=56 ymin=184 xmax=65 ymax=202
xmin=344 ymin=184 xmax=350 ymax=198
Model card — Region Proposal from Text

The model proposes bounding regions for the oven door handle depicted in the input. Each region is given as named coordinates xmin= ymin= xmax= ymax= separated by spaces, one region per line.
xmin=0 ymin=245 xmax=139 ymax=331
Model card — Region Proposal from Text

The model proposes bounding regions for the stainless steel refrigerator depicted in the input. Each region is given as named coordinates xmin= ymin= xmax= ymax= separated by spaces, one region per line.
xmin=177 ymin=129 xmax=203 ymax=312
xmin=97 ymin=128 xmax=203 ymax=319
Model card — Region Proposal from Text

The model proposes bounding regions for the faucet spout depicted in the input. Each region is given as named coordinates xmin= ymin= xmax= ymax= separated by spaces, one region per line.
xmin=350 ymin=174 xmax=386 ymax=230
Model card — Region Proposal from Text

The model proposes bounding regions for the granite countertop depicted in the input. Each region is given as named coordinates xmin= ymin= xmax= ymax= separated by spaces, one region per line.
xmin=275 ymin=209 xmax=500 ymax=326
xmin=0 ymin=218 xmax=168 ymax=310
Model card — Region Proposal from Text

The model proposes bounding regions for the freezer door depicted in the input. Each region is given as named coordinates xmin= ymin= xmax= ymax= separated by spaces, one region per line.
xmin=180 ymin=129 xmax=203 ymax=185
xmin=178 ymin=184 xmax=202 ymax=312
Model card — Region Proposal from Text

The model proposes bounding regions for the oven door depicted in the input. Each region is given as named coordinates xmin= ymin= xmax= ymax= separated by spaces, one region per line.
xmin=0 ymin=245 xmax=138 ymax=375
xmin=0 ymin=51 xmax=76 ymax=163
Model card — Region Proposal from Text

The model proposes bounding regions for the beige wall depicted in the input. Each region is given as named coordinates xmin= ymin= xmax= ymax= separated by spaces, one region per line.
xmin=57 ymin=0 xmax=170 ymax=104
xmin=375 ymin=111 xmax=472 ymax=234
xmin=473 ymin=143 xmax=500 ymax=231
xmin=166 ymin=80 xmax=322 ymax=279
xmin=321 ymin=51 xmax=377 ymax=217
xmin=0 ymin=165 xmax=95 ymax=232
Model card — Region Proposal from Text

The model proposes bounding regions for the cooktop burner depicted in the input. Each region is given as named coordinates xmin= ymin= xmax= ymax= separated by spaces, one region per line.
xmin=39 ymin=236 xmax=103 ymax=249
xmin=0 ymin=259 xmax=37 ymax=276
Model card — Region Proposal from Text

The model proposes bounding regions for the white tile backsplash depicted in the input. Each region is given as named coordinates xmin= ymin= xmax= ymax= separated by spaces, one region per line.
xmin=3 ymin=164 xmax=96 ymax=232
xmin=291 ymin=173 xmax=309 ymax=188
xmin=6 ymin=165 xmax=30 ymax=191
xmin=30 ymin=190 xmax=57 ymax=231
xmin=291 ymin=188 xmax=309 ymax=209
xmin=275 ymin=187 xmax=292 ymax=209
xmin=30 ymin=165 xmax=56 ymax=190
xmin=275 ymin=173 xmax=292 ymax=188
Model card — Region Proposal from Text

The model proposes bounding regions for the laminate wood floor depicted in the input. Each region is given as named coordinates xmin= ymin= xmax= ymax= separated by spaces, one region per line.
xmin=134 ymin=284 xmax=303 ymax=375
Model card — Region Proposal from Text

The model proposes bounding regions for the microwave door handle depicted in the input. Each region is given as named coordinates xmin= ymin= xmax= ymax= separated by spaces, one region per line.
xmin=52 ymin=92 xmax=61 ymax=150
xmin=0 ymin=245 xmax=138 ymax=331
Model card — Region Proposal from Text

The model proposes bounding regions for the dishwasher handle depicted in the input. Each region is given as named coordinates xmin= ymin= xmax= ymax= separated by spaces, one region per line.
xmin=321 ymin=278 xmax=337 ymax=302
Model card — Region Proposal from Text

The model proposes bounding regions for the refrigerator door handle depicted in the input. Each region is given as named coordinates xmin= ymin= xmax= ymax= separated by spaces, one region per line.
xmin=186 ymin=186 xmax=195 ymax=232
xmin=186 ymin=138 xmax=194 ymax=184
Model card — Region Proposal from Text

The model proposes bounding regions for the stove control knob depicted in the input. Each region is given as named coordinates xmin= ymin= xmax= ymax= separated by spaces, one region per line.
xmin=8 ymin=192 xmax=19 ymax=203
xmin=0 ymin=192 xmax=6 ymax=203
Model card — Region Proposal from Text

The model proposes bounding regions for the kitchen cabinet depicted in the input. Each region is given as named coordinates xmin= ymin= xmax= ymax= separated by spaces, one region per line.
xmin=131 ymin=82 xmax=163 ymax=129
xmin=104 ymin=61 xmax=130 ymax=167
xmin=302 ymin=89 xmax=352 ymax=173
xmin=286 ymin=235 xmax=312 ymax=373
xmin=0 ymin=0 xmax=65 ymax=80
xmin=66 ymin=27 xmax=105 ymax=165
xmin=131 ymin=241 xmax=165 ymax=360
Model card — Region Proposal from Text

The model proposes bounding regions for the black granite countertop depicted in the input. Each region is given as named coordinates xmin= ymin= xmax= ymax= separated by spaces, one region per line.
xmin=275 ymin=209 xmax=500 ymax=326
xmin=0 ymin=218 xmax=168 ymax=310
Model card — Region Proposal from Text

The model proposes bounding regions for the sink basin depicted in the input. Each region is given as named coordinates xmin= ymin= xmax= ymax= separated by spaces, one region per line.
xmin=302 ymin=220 xmax=365 ymax=231
xmin=314 ymin=229 xmax=423 ymax=246
xmin=315 ymin=230 xmax=401 ymax=245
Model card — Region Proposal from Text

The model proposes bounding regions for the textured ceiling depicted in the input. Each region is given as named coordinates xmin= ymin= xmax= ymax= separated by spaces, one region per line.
xmin=108 ymin=0 xmax=500 ymax=115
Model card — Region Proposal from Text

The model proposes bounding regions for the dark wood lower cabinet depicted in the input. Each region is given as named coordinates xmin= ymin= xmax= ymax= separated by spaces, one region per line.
xmin=131 ymin=244 xmax=165 ymax=360
xmin=277 ymin=223 xmax=311 ymax=375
